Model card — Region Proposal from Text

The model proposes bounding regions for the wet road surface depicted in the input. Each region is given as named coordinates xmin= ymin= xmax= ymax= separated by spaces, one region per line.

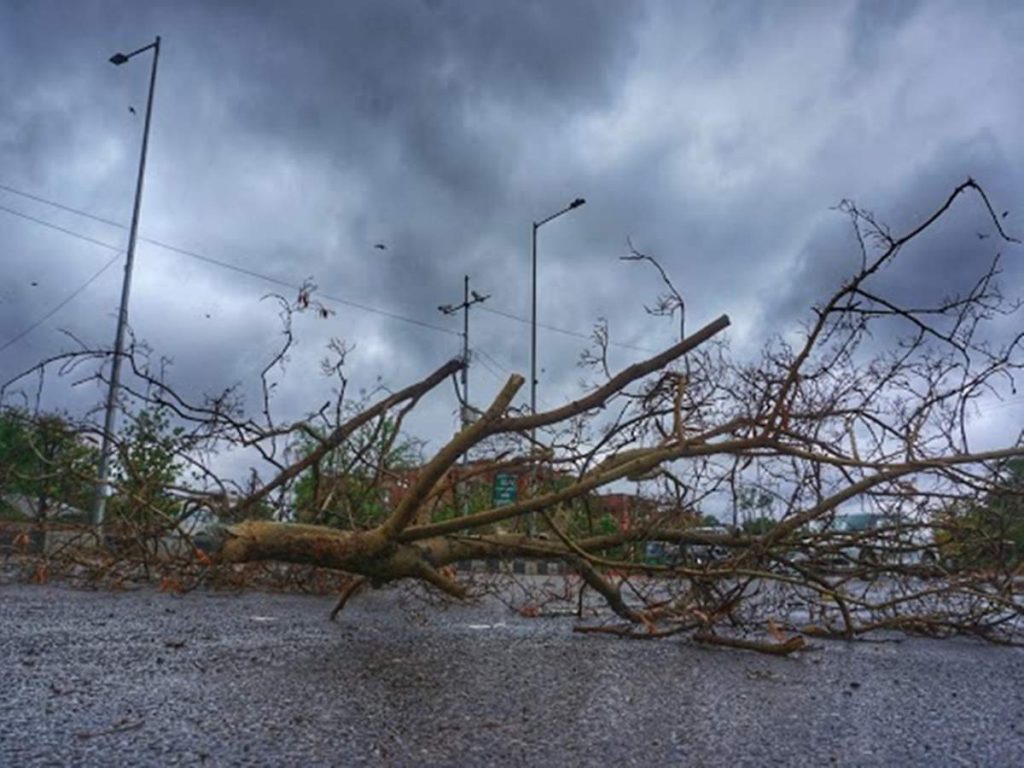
xmin=2 ymin=582 xmax=1023 ymax=766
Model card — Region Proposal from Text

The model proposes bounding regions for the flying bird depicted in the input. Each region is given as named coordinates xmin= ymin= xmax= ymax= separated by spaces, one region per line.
xmin=30 ymin=281 xmax=38 ymax=287
xmin=470 ymin=290 xmax=488 ymax=302
xmin=373 ymin=243 xmax=387 ymax=251
xmin=977 ymin=232 xmax=990 ymax=240
xmin=1002 ymin=210 xmax=1010 ymax=219
xmin=129 ymin=106 xmax=136 ymax=115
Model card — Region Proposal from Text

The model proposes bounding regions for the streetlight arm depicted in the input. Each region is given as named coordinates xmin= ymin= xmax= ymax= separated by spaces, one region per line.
xmin=118 ymin=38 xmax=159 ymax=62
xmin=535 ymin=207 xmax=570 ymax=228
xmin=535 ymin=197 xmax=586 ymax=229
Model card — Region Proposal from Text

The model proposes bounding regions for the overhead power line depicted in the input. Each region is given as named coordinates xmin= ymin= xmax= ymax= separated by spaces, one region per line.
xmin=0 ymin=203 xmax=123 ymax=253
xmin=478 ymin=305 xmax=656 ymax=354
xmin=0 ymin=181 xmax=662 ymax=353
xmin=471 ymin=345 xmax=513 ymax=376
xmin=140 ymin=236 xmax=458 ymax=336
xmin=0 ymin=252 xmax=123 ymax=353
xmin=0 ymin=183 xmax=123 ymax=229
xmin=0 ymin=194 xmax=456 ymax=338
xmin=468 ymin=349 xmax=504 ymax=382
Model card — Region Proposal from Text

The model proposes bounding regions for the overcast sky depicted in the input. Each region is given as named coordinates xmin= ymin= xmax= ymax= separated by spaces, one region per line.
xmin=2 ymin=0 xmax=1022 ymax=463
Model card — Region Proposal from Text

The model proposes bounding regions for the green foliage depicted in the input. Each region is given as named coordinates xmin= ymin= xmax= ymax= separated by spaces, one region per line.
xmin=107 ymin=406 xmax=186 ymax=525
xmin=742 ymin=516 xmax=778 ymax=535
xmin=0 ymin=496 xmax=30 ymax=522
xmin=293 ymin=415 xmax=423 ymax=529
xmin=596 ymin=512 xmax=619 ymax=536
xmin=0 ymin=408 xmax=97 ymax=519
xmin=429 ymin=483 xmax=493 ymax=524
xmin=938 ymin=459 xmax=1024 ymax=569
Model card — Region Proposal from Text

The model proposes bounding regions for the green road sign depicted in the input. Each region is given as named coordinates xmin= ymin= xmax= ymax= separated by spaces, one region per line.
xmin=492 ymin=472 xmax=518 ymax=506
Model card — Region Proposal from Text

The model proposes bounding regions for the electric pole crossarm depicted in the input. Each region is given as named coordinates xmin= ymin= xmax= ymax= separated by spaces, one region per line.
xmin=438 ymin=275 xmax=490 ymax=436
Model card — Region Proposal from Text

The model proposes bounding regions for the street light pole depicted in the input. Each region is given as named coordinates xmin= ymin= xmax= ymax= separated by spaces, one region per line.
xmin=92 ymin=36 xmax=161 ymax=528
xmin=529 ymin=197 xmax=585 ymax=447
xmin=528 ymin=198 xmax=584 ymax=536
xmin=462 ymin=275 xmax=470 ymax=418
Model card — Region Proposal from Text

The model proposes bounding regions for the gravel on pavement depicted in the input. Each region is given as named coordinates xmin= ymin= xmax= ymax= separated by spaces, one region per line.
xmin=2 ymin=582 xmax=1023 ymax=767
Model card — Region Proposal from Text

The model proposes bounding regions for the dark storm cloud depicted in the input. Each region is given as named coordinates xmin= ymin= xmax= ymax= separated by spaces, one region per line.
xmin=846 ymin=0 xmax=923 ymax=70
xmin=1 ymin=0 xmax=1022 ymax=458
xmin=0 ymin=0 xmax=648 ymax=450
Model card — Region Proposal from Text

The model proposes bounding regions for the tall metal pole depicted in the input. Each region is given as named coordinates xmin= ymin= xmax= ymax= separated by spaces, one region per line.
xmin=530 ymin=222 xmax=538 ymax=442
xmin=528 ymin=198 xmax=585 ymax=535
xmin=528 ymin=198 xmax=585 ymax=446
xmin=93 ymin=36 xmax=161 ymax=528
xmin=462 ymin=274 xmax=470 ymax=429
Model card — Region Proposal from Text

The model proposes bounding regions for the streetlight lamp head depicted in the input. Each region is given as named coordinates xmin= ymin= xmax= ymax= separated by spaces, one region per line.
xmin=109 ymin=52 xmax=129 ymax=65
xmin=570 ymin=198 xmax=586 ymax=209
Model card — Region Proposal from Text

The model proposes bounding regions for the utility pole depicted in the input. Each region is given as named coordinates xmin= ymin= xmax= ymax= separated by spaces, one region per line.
xmin=93 ymin=36 xmax=161 ymax=528
xmin=440 ymin=276 xmax=490 ymax=523
xmin=438 ymin=275 xmax=490 ymax=438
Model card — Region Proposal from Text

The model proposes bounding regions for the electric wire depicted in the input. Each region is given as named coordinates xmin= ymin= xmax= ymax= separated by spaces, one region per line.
xmin=0 ymin=203 xmax=123 ymax=254
xmin=0 ymin=252 xmax=123 ymax=353
xmin=472 ymin=345 xmax=513 ymax=376
xmin=4 ymin=184 xmax=1022 ymax=421
xmin=0 ymin=183 xmax=123 ymax=229
xmin=469 ymin=350 xmax=504 ymax=382
xmin=470 ymin=344 xmax=560 ymax=410
xmin=0 ymin=195 xmax=457 ymax=338
xmin=478 ymin=304 xmax=657 ymax=354
xmin=140 ymin=236 xmax=458 ymax=336
xmin=0 ymin=181 xmax=659 ymax=353
xmin=3 ymin=182 xmax=1020 ymax=425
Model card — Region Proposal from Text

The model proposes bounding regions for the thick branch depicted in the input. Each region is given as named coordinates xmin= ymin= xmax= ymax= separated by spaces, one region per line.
xmin=493 ymin=314 xmax=730 ymax=435
xmin=230 ymin=358 xmax=463 ymax=518
xmin=377 ymin=373 xmax=524 ymax=538
xmin=401 ymin=427 xmax=754 ymax=541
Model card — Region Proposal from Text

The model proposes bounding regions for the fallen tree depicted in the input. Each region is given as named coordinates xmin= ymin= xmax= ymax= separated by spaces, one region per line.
xmin=4 ymin=180 xmax=1023 ymax=651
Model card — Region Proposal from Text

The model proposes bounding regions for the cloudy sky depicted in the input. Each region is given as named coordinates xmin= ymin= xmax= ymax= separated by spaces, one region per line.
xmin=2 ymin=0 xmax=1022 ymax=463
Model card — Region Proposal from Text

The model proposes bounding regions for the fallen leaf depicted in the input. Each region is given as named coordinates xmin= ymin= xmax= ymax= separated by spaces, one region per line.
xmin=158 ymin=576 xmax=183 ymax=595
xmin=766 ymin=618 xmax=788 ymax=643
xmin=641 ymin=614 xmax=658 ymax=634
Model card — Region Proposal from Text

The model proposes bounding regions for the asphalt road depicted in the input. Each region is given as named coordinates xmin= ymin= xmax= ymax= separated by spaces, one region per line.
xmin=2 ymin=581 xmax=1023 ymax=767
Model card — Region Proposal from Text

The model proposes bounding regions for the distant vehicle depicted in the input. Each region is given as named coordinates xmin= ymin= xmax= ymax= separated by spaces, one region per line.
xmin=686 ymin=524 xmax=733 ymax=565
xmin=178 ymin=506 xmax=220 ymax=536
xmin=644 ymin=524 xmax=732 ymax=567
xmin=823 ymin=513 xmax=939 ymax=569
xmin=644 ymin=540 xmax=678 ymax=565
